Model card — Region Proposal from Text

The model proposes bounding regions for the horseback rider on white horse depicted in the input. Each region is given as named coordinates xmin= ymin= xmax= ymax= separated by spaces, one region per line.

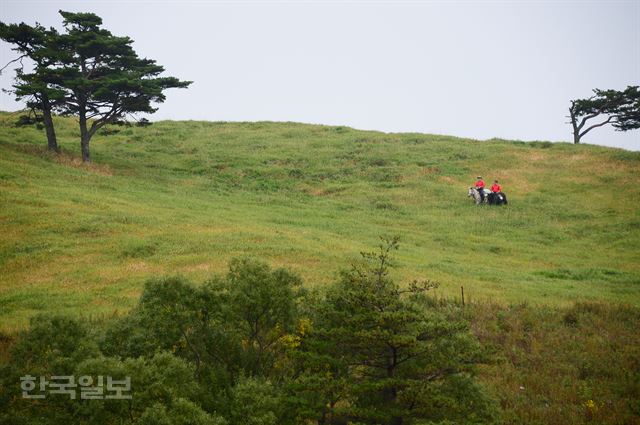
xmin=474 ymin=176 xmax=486 ymax=203
xmin=468 ymin=183 xmax=490 ymax=205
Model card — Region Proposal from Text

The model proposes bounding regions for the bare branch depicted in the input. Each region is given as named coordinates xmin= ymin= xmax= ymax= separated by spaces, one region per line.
xmin=579 ymin=115 xmax=616 ymax=138
xmin=577 ymin=112 xmax=600 ymax=131
xmin=0 ymin=54 xmax=28 ymax=74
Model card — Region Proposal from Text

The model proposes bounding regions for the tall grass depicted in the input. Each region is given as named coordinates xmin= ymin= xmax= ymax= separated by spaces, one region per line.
xmin=469 ymin=301 xmax=640 ymax=424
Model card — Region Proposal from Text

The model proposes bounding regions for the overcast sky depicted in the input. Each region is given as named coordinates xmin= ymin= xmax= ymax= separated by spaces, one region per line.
xmin=1 ymin=0 xmax=639 ymax=150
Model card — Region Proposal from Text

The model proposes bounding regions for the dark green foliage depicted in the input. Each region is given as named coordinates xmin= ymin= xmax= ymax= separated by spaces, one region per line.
xmin=296 ymin=237 xmax=498 ymax=424
xmin=0 ymin=316 xmax=98 ymax=424
xmin=102 ymin=260 xmax=304 ymax=381
xmin=102 ymin=276 xmax=231 ymax=376
xmin=15 ymin=113 xmax=41 ymax=128
xmin=0 ymin=21 xmax=65 ymax=151
xmin=569 ymin=86 xmax=640 ymax=143
xmin=73 ymin=353 xmax=224 ymax=424
xmin=219 ymin=258 xmax=304 ymax=375
xmin=226 ymin=376 xmax=283 ymax=425
xmin=0 ymin=244 xmax=497 ymax=424
xmin=136 ymin=118 xmax=152 ymax=127
xmin=137 ymin=398 xmax=227 ymax=425
xmin=529 ymin=141 xmax=553 ymax=149
xmin=9 ymin=315 xmax=98 ymax=375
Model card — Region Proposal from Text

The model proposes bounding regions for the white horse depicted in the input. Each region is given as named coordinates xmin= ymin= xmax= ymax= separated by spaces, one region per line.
xmin=468 ymin=187 xmax=491 ymax=204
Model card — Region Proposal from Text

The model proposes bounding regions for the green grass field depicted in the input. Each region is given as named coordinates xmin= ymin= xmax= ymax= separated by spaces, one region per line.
xmin=2 ymin=111 xmax=640 ymax=424
xmin=1 ymin=111 xmax=639 ymax=331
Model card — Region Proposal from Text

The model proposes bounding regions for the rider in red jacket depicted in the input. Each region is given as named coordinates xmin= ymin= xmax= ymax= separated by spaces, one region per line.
xmin=475 ymin=176 xmax=485 ymax=201
xmin=489 ymin=180 xmax=508 ymax=204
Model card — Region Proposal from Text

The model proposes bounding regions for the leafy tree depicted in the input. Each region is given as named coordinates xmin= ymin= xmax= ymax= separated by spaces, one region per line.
xmin=0 ymin=315 xmax=99 ymax=424
xmin=210 ymin=257 xmax=304 ymax=377
xmin=103 ymin=259 xmax=304 ymax=381
xmin=0 ymin=318 xmax=222 ymax=425
xmin=568 ymin=86 xmax=640 ymax=144
xmin=100 ymin=259 xmax=305 ymax=423
xmin=138 ymin=398 xmax=227 ymax=425
xmin=0 ymin=22 xmax=65 ymax=151
xmin=101 ymin=275 xmax=237 ymax=388
xmin=73 ymin=352 xmax=223 ymax=425
xmin=5 ymin=315 xmax=99 ymax=376
xmin=226 ymin=376 xmax=283 ymax=425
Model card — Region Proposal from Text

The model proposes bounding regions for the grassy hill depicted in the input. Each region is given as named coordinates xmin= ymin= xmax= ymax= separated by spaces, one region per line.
xmin=1 ymin=111 xmax=639 ymax=331
xmin=2 ymin=111 xmax=640 ymax=424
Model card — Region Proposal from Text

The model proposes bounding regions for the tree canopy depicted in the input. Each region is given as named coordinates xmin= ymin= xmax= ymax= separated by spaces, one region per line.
xmin=297 ymin=237 xmax=496 ymax=424
xmin=1 ymin=11 xmax=191 ymax=162
xmin=0 ymin=21 xmax=65 ymax=151
xmin=568 ymin=86 xmax=640 ymax=144
xmin=0 ymin=240 xmax=498 ymax=425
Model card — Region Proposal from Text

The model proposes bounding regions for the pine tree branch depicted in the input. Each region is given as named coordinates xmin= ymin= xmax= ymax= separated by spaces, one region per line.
xmin=577 ymin=112 xmax=601 ymax=131
xmin=579 ymin=116 xmax=616 ymax=138
xmin=0 ymin=54 xmax=27 ymax=74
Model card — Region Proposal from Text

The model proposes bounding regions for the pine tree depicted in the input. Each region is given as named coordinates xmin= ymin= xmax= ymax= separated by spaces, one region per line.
xmin=302 ymin=237 xmax=497 ymax=425
xmin=568 ymin=86 xmax=640 ymax=144
xmin=0 ymin=22 xmax=65 ymax=152
xmin=52 ymin=11 xmax=191 ymax=162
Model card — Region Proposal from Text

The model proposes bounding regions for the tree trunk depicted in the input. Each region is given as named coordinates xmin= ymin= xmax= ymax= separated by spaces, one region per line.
xmin=41 ymin=96 xmax=59 ymax=152
xmin=79 ymin=111 xmax=91 ymax=163
xmin=573 ymin=131 xmax=581 ymax=144
xmin=384 ymin=348 xmax=403 ymax=425
xmin=569 ymin=105 xmax=581 ymax=144
xmin=81 ymin=135 xmax=91 ymax=163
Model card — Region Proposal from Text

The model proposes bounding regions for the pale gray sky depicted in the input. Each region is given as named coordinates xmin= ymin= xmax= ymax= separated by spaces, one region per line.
xmin=1 ymin=0 xmax=639 ymax=150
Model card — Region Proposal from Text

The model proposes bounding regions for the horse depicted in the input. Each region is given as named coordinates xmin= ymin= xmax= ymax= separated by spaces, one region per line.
xmin=487 ymin=191 xmax=508 ymax=205
xmin=468 ymin=187 xmax=491 ymax=205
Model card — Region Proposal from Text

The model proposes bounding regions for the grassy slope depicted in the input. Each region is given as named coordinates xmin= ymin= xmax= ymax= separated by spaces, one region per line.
xmin=1 ymin=111 xmax=639 ymax=330
xmin=471 ymin=301 xmax=640 ymax=425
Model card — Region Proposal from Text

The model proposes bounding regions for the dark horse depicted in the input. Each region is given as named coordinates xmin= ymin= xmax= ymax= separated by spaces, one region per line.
xmin=487 ymin=191 xmax=508 ymax=205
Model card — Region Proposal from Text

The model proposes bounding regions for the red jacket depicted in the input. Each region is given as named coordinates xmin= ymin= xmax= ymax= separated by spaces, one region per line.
xmin=475 ymin=180 xmax=485 ymax=189
xmin=491 ymin=184 xmax=501 ymax=193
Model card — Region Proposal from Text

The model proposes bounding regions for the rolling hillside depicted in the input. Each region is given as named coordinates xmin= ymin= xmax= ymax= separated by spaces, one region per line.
xmin=1 ymin=111 xmax=639 ymax=330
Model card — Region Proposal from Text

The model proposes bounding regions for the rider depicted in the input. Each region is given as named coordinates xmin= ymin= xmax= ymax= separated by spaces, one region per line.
xmin=475 ymin=176 xmax=486 ymax=202
xmin=489 ymin=179 xmax=501 ymax=203
xmin=490 ymin=179 xmax=508 ymax=204
xmin=491 ymin=180 xmax=501 ymax=194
